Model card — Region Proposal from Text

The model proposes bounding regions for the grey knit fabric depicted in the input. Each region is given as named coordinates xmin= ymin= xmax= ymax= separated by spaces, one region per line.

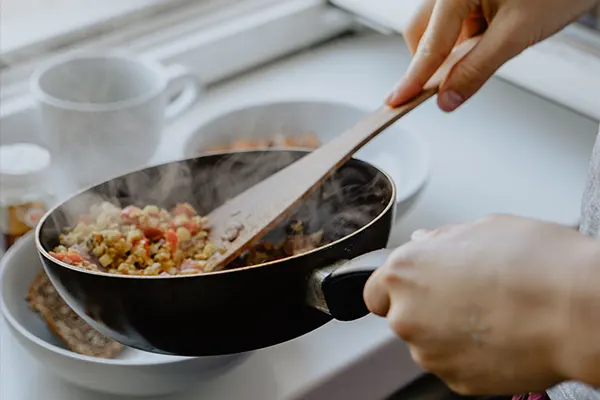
xmin=547 ymin=127 xmax=600 ymax=400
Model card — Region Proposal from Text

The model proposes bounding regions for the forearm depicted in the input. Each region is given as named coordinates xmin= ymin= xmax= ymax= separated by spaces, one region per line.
xmin=554 ymin=237 xmax=600 ymax=387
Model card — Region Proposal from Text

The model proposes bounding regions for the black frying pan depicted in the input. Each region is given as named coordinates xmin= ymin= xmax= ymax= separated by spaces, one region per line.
xmin=35 ymin=150 xmax=396 ymax=356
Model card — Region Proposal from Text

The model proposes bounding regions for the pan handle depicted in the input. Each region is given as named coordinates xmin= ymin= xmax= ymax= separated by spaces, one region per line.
xmin=306 ymin=248 xmax=393 ymax=322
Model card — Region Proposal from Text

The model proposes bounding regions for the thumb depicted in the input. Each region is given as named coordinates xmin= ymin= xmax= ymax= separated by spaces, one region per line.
xmin=438 ymin=13 xmax=530 ymax=112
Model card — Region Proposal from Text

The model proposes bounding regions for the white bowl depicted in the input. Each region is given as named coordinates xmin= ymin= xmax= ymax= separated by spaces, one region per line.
xmin=183 ymin=100 xmax=430 ymax=218
xmin=0 ymin=233 xmax=250 ymax=397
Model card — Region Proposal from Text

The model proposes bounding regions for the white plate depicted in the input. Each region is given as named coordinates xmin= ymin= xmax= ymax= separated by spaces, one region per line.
xmin=183 ymin=99 xmax=430 ymax=219
xmin=0 ymin=233 xmax=250 ymax=397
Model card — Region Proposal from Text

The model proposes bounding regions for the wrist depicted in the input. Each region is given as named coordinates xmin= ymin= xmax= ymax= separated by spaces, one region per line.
xmin=553 ymin=237 xmax=600 ymax=387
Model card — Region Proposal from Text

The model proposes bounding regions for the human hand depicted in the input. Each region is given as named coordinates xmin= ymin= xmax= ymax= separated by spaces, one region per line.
xmin=386 ymin=0 xmax=597 ymax=111
xmin=364 ymin=215 xmax=600 ymax=395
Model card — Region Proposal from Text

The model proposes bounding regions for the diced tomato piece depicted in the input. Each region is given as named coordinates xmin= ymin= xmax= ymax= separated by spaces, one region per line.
xmin=181 ymin=221 xmax=200 ymax=235
xmin=50 ymin=252 xmax=84 ymax=264
xmin=172 ymin=204 xmax=196 ymax=218
xmin=69 ymin=253 xmax=84 ymax=263
xmin=165 ymin=229 xmax=179 ymax=252
xmin=121 ymin=206 xmax=142 ymax=224
xmin=140 ymin=226 xmax=163 ymax=241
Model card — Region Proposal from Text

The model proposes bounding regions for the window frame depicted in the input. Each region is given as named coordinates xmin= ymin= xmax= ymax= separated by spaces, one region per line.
xmin=0 ymin=0 xmax=356 ymax=141
xmin=3 ymin=0 xmax=599 ymax=122
xmin=1 ymin=0 xmax=235 ymax=63
xmin=1 ymin=0 xmax=355 ymax=107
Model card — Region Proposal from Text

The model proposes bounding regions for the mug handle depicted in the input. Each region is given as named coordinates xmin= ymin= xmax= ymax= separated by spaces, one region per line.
xmin=163 ymin=64 xmax=202 ymax=122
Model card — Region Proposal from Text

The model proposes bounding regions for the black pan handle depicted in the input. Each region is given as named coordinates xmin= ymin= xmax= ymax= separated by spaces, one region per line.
xmin=306 ymin=248 xmax=393 ymax=321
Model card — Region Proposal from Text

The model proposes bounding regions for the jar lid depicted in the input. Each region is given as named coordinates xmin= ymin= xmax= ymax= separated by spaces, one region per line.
xmin=0 ymin=143 xmax=51 ymax=191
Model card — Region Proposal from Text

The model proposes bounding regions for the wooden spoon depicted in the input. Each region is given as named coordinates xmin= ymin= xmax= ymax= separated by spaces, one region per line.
xmin=203 ymin=37 xmax=480 ymax=273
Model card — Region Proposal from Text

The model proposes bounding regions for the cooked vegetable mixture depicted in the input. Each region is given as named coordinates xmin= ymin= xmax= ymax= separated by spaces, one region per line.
xmin=206 ymin=133 xmax=320 ymax=153
xmin=231 ymin=220 xmax=324 ymax=267
xmin=50 ymin=202 xmax=219 ymax=276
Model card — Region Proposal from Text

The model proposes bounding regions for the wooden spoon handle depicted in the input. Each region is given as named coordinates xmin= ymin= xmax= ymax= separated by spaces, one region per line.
xmin=204 ymin=37 xmax=480 ymax=272
xmin=288 ymin=36 xmax=481 ymax=193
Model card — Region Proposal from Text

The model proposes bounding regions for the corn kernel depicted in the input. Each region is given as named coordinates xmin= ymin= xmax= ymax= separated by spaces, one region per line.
xmin=180 ymin=269 xmax=198 ymax=275
xmin=143 ymin=205 xmax=160 ymax=214
xmin=203 ymin=242 xmax=217 ymax=258
xmin=176 ymin=226 xmax=191 ymax=241
xmin=133 ymin=246 xmax=147 ymax=258
xmin=98 ymin=254 xmax=113 ymax=267
xmin=143 ymin=263 xmax=162 ymax=275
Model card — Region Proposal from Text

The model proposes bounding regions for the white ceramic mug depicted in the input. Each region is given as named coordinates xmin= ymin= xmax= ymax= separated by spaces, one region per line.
xmin=30 ymin=50 xmax=201 ymax=197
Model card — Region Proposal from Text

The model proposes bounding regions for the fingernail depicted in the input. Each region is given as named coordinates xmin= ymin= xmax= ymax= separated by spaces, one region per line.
xmin=385 ymin=86 xmax=403 ymax=106
xmin=385 ymin=78 xmax=411 ymax=107
xmin=438 ymin=90 xmax=464 ymax=112
xmin=385 ymin=91 xmax=396 ymax=106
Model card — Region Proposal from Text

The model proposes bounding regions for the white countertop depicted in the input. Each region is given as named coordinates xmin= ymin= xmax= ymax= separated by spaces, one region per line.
xmin=2 ymin=31 xmax=599 ymax=400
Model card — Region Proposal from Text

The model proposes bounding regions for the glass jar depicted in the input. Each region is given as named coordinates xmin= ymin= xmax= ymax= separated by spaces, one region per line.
xmin=0 ymin=143 xmax=53 ymax=251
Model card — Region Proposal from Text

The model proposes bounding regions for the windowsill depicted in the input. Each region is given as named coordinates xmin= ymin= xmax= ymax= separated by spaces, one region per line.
xmin=1 ymin=0 xmax=211 ymax=57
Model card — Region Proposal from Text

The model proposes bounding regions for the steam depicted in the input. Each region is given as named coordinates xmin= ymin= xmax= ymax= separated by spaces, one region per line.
xmin=36 ymin=47 xmax=392 ymax=253
xmin=44 ymin=149 xmax=391 ymax=257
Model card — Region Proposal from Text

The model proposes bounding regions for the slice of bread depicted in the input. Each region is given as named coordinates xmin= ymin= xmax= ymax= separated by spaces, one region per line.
xmin=27 ymin=271 xmax=124 ymax=358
